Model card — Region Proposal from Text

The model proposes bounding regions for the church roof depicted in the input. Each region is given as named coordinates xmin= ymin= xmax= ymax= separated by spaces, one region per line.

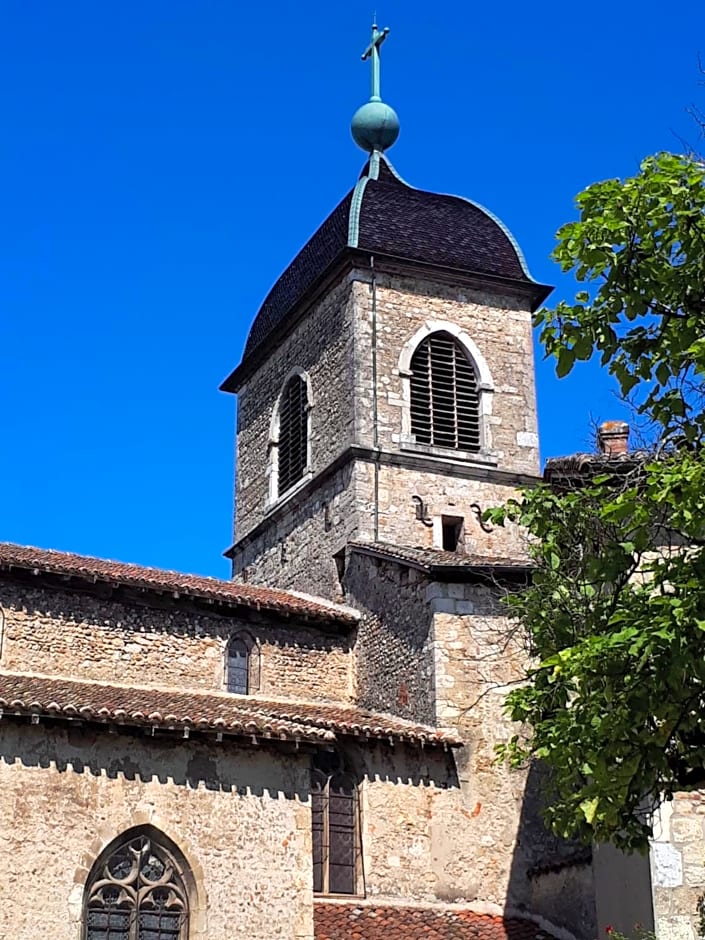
xmin=313 ymin=902 xmax=557 ymax=939
xmin=221 ymin=154 xmax=551 ymax=391
xmin=0 ymin=542 xmax=358 ymax=627
xmin=349 ymin=542 xmax=532 ymax=580
xmin=0 ymin=672 xmax=461 ymax=748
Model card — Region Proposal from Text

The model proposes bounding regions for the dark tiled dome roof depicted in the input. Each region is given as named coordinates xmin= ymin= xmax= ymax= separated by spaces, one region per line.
xmin=228 ymin=154 xmax=548 ymax=385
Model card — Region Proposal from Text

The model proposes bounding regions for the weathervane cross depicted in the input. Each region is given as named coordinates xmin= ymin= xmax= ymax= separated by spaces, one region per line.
xmin=361 ymin=23 xmax=390 ymax=102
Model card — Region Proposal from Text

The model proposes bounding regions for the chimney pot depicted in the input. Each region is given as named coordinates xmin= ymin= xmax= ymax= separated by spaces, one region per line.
xmin=598 ymin=421 xmax=630 ymax=456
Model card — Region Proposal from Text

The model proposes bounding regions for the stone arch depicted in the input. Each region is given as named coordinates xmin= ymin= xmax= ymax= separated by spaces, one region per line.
xmin=267 ymin=366 xmax=314 ymax=505
xmin=72 ymin=822 xmax=207 ymax=937
xmin=398 ymin=320 xmax=495 ymax=453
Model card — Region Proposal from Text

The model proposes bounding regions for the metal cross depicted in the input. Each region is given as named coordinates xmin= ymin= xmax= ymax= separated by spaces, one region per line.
xmin=361 ymin=23 xmax=390 ymax=102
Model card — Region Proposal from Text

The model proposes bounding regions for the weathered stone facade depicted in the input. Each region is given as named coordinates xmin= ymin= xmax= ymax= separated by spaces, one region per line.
xmin=0 ymin=581 xmax=353 ymax=702
xmin=0 ymin=722 xmax=312 ymax=940
xmin=230 ymin=269 xmax=538 ymax=599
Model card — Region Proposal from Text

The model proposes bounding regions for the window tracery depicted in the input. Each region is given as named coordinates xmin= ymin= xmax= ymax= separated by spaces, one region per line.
xmin=84 ymin=832 xmax=189 ymax=940
xmin=311 ymin=751 xmax=361 ymax=895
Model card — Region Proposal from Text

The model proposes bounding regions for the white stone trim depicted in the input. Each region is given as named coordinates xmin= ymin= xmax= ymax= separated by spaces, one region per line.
xmin=266 ymin=367 xmax=313 ymax=507
xmin=397 ymin=321 xmax=495 ymax=453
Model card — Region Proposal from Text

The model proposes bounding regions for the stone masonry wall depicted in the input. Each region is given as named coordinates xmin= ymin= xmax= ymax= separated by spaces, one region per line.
xmin=0 ymin=581 xmax=352 ymax=703
xmin=235 ymin=275 xmax=356 ymax=541
xmin=350 ymin=272 xmax=540 ymax=478
xmin=649 ymin=791 xmax=705 ymax=940
xmin=430 ymin=581 xmax=596 ymax=936
xmin=0 ymin=722 xmax=313 ymax=940
xmin=345 ymin=552 xmax=434 ymax=725
xmin=0 ymin=718 xmax=568 ymax=936
xmin=231 ymin=461 xmax=363 ymax=600
xmin=369 ymin=462 xmax=530 ymax=560
xmin=231 ymin=268 xmax=540 ymax=601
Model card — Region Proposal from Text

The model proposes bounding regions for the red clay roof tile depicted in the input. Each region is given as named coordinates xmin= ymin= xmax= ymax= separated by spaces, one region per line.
xmin=313 ymin=901 xmax=551 ymax=940
xmin=349 ymin=542 xmax=531 ymax=573
xmin=0 ymin=673 xmax=461 ymax=747
xmin=313 ymin=903 xmax=556 ymax=940
xmin=0 ymin=542 xmax=358 ymax=626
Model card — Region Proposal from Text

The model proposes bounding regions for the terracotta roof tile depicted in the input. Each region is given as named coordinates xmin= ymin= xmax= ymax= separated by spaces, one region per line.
xmin=313 ymin=903 xmax=556 ymax=940
xmin=349 ymin=542 xmax=532 ymax=575
xmin=543 ymin=451 xmax=647 ymax=482
xmin=0 ymin=673 xmax=460 ymax=747
xmin=0 ymin=542 xmax=358 ymax=626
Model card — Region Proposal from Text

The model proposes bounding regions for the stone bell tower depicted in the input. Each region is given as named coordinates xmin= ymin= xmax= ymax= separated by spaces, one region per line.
xmin=220 ymin=24 xmax=551 ymax=601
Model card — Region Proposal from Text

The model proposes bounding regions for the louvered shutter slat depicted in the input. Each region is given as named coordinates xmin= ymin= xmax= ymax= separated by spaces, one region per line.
xmin=278 ymin=375 xmax=308 ymax=494
xmin=410 ymin=331 xmax=480 ymax=453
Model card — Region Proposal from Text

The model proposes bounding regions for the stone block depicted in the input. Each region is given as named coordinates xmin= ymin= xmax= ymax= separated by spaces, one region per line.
xmin=652 ymin=841 xmax=684 ymax=887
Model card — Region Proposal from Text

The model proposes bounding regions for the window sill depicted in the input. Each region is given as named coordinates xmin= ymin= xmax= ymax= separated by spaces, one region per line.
xmin=399 ymin=438 xmax=498 ymax=467
xmin=264 ymin=471 xmax=313 ymax=516
xmin=314 ymin=891 xmax=366 ymax=900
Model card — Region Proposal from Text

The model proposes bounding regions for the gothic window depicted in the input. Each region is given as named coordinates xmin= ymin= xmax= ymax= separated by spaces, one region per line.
xmin=277 ymin=373 xmax=309 ymax=495
xmin=311 ymin=752 xmax=361 ymax=895
xmin=409 ymin=331 xmax=480 ymax=452
xmin=225 ymin=631 xmax=259 ymax=695
xmin=84 ymin=830 xmax=189 ymax=940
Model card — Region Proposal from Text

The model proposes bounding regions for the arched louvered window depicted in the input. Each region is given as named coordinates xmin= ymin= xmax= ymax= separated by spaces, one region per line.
xmin=311 ymin=752 xmax=361 ymax=896
xmin=278 ymin=373 xmax=309 ymax=495
xmin=84 ymin=830 xmax=190 ymax=940
xmin=410 ymin=331 xmax=480 ymax=451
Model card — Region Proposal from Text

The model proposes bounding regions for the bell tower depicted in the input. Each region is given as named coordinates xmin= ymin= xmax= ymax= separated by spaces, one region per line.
xmin=220 ymin=24 xmax=550 ymax=600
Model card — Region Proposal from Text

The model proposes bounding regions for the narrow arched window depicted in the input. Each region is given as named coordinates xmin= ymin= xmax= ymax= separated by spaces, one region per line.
xmin=84 ymin=830 xmax=189 ymax=940
xmin=410 ymin=331 xmax=480 ymax=451
xmin=225 ymin=631 xmax=260 ymax=695
xmin=311 ymin=753 xmax=361 ymax=895
xmin=278 ymin=373 xmax=308 ymax=495
xmin=226 ymin=636 xmax=249 ymax=694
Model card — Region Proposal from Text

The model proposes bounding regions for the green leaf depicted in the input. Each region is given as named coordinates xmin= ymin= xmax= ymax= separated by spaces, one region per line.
xmin=556 ymin=347 xmax=575 ymax=378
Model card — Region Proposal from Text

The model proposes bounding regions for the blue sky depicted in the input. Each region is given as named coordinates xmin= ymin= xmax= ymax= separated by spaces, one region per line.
xmin=2 ymin=0 xmax=703 ymax=577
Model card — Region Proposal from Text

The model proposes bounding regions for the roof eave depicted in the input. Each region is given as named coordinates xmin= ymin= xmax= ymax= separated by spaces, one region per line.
xmin=0 ymin=561 xmax=357 ymax=629
xmin=220 ymin=250 xmax=553 ymax=394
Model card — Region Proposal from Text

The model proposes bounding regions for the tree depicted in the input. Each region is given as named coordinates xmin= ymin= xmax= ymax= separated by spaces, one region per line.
xmin=489 ymin=152 xmax=705 ymax=851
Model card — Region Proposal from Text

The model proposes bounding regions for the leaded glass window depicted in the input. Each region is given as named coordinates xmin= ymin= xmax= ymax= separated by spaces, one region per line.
xmin=410 ymin=331 xmax=480 ymax=451
xmin=84 ymin=833 xmax=189 ymax=940
xmin=311 ymin=754 xmax=361 ymax=895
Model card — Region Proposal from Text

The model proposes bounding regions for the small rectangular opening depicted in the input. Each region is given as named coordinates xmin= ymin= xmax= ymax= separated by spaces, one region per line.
xmin=441 ymin=516 xmax=464 ymax=553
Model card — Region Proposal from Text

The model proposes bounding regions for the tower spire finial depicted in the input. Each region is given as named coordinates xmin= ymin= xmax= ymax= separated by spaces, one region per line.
xmin=351 ymin=21 xmax=400 ymax=154
xmin=361 ymin=23 xmax=389 ymax=102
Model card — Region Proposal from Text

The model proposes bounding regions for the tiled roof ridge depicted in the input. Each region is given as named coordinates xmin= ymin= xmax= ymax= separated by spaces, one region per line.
xmin=544 ymin=449 xmax=653 ymax=470
xmin=313 ymin=900 xmax=566 ymax=940
xmin=0 ymin=542 xmax=359 ymax=625
xmin=0 ymin=671 xmax=460 ymax=748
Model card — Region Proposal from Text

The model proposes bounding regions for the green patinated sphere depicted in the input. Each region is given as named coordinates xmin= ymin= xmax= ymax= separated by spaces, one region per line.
xmin=351 ymin=100 xmax=400 ymax=152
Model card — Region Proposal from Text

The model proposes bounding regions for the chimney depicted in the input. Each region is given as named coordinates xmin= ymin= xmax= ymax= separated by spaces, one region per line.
xmin=598 ymin=420 xmax=629 ymax=456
